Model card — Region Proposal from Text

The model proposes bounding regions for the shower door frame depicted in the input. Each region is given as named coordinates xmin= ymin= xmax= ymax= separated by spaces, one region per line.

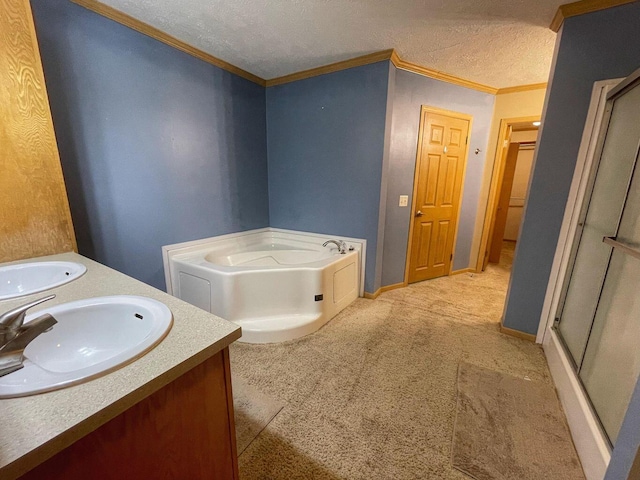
xmin=537 ymin=77 xmax=623 ymax=480
xmin=538 ymin=77 xmax=623 ymax=342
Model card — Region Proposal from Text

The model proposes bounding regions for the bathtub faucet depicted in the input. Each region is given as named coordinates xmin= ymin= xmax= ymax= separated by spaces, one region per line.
xmin=323 ymin=239 xmax=347 ymax=254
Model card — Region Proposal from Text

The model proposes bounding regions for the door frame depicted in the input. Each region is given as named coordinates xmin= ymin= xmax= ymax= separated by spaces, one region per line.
xmin=475 ymin=115 xmax=541 ymax=272
xmin=404 ymin=105 xmax=473 ymax=284
xmin=487 ymin=141 xmax=521 ymax=263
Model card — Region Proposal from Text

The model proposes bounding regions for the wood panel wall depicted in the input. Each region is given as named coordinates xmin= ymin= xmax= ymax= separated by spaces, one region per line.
xmin=0 ymin=0 xmax=76 ymax=262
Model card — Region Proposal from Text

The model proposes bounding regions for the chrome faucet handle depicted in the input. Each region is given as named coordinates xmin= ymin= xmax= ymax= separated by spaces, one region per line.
xmin=323 ymin=239 xmax=347 ymax=254
xmin=0 ymin=294 xmax=56 ymax=333
xmin=0 ymin=313 xmax=57 ymax=377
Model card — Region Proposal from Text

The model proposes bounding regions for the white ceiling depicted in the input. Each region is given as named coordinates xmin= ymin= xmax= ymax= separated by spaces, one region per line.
xmin=98 ymin=0 xmax=564 ymax=88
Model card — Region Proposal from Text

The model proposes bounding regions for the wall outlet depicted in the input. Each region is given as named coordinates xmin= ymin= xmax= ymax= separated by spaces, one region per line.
xmin=399 ymin=195 xmax=408 ymax=207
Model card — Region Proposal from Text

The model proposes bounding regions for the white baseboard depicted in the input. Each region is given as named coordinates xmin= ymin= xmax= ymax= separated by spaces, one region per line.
xmin=544 ymin=329 xmax=610 ymax=480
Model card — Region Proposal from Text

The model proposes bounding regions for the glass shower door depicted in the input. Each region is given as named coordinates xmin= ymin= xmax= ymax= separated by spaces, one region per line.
xmin=555 ymin=77 xmax=640 ymax=445
xmin=579 ymin=161 xmax=640 ymax=444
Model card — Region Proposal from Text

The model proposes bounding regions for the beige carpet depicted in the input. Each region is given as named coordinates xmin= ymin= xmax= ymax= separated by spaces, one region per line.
xmin=232 ymin=376 xmax=284 ymax=455
xmin=229 ymin=243 xmax=583 ymax=479
xmin=453 ymin=362 xmax=584 ymax=480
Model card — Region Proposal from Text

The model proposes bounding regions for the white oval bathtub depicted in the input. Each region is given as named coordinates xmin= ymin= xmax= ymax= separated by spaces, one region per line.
xmin=162 ymin=229 xmax=365 ymax=343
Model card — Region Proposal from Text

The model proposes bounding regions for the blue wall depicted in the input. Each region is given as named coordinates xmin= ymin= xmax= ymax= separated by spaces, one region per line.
xmin=31 ymin=0 xmax=269 ymax=290
xmin=381 ymin=68 xmax=495 ymax=286
xmin=30 ymin=2 xmax=494 ymax=296
xmin=503 ymin=2 xmax=640 ymax=335
xmin=266 ymin=62 xmax=391 ymax=293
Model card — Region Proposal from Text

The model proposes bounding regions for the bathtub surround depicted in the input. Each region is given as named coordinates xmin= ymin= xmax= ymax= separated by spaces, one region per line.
xmin=31 ymin=0 xmax=270 ymax=291
xmin=163 ymin=228 xmax=365 ymax=343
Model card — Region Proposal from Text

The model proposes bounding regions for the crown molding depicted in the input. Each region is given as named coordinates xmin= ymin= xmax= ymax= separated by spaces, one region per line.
xmin=265 ymin=50 xmax=394 ymax=87
xmin=550 ymin=0 xmax=637 ymax=32
xmin=390 ymin=51 xmax=498 ymax=94
xmin=67 ymin=1 xmax=549 ymax=96
xmin=496 ymin=83 xmax=548 ymax=95
xmin=70 ymin=0 xmax=266 ymax=86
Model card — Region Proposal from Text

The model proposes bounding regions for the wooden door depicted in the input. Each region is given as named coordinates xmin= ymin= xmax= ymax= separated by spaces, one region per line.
xmin=408 ymin=108 xmax=470 ymax=283
xmin=488 ymin=142 xmax=520 ymax=263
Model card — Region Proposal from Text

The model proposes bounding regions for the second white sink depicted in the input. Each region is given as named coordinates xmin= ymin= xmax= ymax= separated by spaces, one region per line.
xmin=0 ymin=296 xmax=173 ymax=398
xmin=0 ymin=261 xmax=86 ymax=301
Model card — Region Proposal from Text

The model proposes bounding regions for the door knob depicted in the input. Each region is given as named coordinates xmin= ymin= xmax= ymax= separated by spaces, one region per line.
xmin=416 ymin=210 xmax=423 ymax=217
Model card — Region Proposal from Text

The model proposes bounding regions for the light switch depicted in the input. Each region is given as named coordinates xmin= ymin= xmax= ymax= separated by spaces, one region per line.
xmin=399 ymin=195 xmax=408 ymax=207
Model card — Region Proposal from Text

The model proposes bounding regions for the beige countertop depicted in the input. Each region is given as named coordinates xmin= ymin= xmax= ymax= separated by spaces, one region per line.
xmin=0 ymin=252 xmax=241 ymax=480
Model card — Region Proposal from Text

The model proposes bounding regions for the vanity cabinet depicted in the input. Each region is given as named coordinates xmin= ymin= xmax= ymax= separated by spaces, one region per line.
xmin=18 ymin=348 xmax=239 ymax=480
xmin=0 ymin=0 xmax=241 ymax=475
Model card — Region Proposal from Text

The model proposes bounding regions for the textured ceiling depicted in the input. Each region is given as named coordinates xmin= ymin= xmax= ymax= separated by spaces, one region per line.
xmin=97 ymin=0 xmax=564 ymax=88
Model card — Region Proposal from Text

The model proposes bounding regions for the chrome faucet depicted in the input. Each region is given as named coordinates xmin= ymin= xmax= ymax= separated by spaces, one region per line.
xmin=322 ymin=239 xmax=347 ymax=254
xmin=0 ymin=294 xmax=58 ymax=377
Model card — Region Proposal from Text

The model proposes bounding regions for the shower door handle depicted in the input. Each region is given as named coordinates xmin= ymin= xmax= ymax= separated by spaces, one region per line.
xmin=603 ymin=236 xmax=640 ymax=261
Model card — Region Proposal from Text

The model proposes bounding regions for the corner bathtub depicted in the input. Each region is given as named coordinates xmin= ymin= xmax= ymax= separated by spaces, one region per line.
xmin=163 ymin=229 xmax=365 ymax=343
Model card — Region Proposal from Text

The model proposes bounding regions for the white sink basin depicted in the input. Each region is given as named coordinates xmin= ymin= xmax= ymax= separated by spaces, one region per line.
xmin=0 ymin=261 xmax=87 ymax=301
xmin=0 ymin=296 xmax=173 ymax=398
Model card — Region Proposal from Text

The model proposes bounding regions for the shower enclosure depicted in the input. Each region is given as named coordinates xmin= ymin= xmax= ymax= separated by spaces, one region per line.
xmin=553 ymin=69 xmax=640 ymax=455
